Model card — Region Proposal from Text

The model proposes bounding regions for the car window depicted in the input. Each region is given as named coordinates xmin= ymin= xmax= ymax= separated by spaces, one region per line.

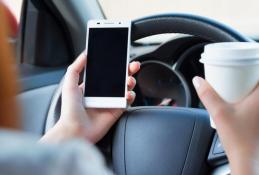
xmin=98 ymin=0 xmax=259 ymax=39
xmin=1 ymin=0 xmax=23 ymax=38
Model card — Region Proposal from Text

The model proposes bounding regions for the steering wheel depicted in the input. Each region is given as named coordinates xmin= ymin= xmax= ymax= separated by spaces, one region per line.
xmin=44 ymin=14 xmax=250 ymax=175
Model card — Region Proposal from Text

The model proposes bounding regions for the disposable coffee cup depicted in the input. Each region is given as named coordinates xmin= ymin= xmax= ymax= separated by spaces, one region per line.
xmin=200 ymin=42 xmax=259 ymax=128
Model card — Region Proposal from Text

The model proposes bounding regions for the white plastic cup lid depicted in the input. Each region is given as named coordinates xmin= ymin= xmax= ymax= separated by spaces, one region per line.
xmin=201 ymin=42 xmax=259 ymax=60
xmin=200 ymin=58 xmax=259 ymax=66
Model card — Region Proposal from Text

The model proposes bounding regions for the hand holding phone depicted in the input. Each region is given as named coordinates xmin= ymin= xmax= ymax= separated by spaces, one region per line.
xmin=84 ymin=20 xmax=131 ymax=108
xmin=42 ymin=52 xmax=140 ymax=143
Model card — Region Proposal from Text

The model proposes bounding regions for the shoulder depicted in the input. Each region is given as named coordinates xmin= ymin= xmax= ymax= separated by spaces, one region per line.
xmin=0 ymin=130 xmax=112 ymax=175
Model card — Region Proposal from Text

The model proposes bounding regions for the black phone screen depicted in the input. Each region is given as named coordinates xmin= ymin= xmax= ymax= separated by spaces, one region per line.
xmin=84 ymin=27 xmax=129 ymax=97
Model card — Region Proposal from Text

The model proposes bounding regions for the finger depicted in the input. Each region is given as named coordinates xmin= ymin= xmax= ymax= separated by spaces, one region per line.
xmin=127 ymin=76 xmax=136 ymax=91
xmin=63 ymin=53 xmax=86 ymax=90
xmin=127 ymin=91 xmax=136 ymax=105
xmin=79 ymin=83 xmax=85 ymax=95
xmin=129 ymin=61 xmax=141 ymax=76
xmin=69 ymin=52 xmax=87 ymax=74
xmin=192 ymin=76 xmax=231 ymax=124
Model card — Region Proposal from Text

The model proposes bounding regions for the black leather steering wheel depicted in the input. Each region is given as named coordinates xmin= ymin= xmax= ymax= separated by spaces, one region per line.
xmin=44 ymin=14 xmax=250 ymax=175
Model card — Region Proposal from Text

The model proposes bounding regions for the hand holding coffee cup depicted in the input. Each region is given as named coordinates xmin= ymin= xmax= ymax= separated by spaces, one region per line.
xmin=200 ymin=42 xmax=259 ymax=128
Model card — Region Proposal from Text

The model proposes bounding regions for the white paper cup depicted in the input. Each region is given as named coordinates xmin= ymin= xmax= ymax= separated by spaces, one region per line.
xmin=200 ymin=42 xmax=259 ymax=128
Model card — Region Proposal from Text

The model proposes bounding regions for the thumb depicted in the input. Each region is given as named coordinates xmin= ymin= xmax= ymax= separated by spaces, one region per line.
xmin=63 ymin=52 xmax=86 ymax=92
xmin=192 ymin=76 xmax=231 ymax=125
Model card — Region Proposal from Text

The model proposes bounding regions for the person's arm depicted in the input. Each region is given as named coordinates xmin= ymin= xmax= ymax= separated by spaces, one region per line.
xmin=0 ymin=132 xmax=112 ymax=175
xmin=193 ymin=76 xmax=259 ymax=175
xmin=40 ymin=52 xmax=140 ymax=144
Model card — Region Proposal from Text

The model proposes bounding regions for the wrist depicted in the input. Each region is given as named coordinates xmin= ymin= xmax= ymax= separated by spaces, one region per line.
xmin=39 ymin=122 xmax=65 ymax=143
xmin=228 ymin=149 xmax=256 ymax=175
xmin=40 ymin=120 xmax=84 ymax=143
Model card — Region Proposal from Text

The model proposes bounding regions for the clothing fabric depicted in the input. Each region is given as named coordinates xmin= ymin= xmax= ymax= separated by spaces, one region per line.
xmin=0 ymin=130 xmax=111 ymax=175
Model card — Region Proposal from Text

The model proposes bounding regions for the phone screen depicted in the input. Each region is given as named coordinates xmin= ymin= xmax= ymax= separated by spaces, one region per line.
xmin=84 ymin=27 xmax=129 ymax=97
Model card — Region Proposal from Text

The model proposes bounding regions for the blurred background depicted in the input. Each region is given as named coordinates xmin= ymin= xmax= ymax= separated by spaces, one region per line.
xmin=99 ymin=0 xmax=259 ymax=38
xmin=4 ymin=0 xmax=259 ymax=38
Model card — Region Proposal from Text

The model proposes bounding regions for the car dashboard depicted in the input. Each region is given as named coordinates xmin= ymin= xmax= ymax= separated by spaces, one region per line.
xmin=130 ymin=35 xmax=208 ymax=108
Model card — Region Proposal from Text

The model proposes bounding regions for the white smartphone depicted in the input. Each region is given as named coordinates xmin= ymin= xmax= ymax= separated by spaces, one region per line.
xmin=83 ymin=20 xmax=131 ymax=108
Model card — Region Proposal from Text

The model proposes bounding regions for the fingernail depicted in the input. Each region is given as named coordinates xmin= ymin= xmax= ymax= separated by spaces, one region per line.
xmin=132 ymin=61 xmax=141 ymax=66
xmin=129 ymin=91 xmax=136 ymax=97
xmin=192 ymin=76 xmax=203 ymax=89
xmin=136 ymin=61 xmax=141 ymax=67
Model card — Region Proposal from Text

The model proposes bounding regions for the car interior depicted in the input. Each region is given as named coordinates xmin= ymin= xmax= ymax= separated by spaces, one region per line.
xmin=7 ymin=0 xmax=258 ymax=174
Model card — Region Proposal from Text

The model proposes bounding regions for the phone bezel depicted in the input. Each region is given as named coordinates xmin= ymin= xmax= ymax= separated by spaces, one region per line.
xmin=83 ymin=20 xmax=131 ymax=108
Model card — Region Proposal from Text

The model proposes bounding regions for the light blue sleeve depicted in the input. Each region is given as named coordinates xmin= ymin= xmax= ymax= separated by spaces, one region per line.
xmin=0 ymin=130 xmax=112 ymax=175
